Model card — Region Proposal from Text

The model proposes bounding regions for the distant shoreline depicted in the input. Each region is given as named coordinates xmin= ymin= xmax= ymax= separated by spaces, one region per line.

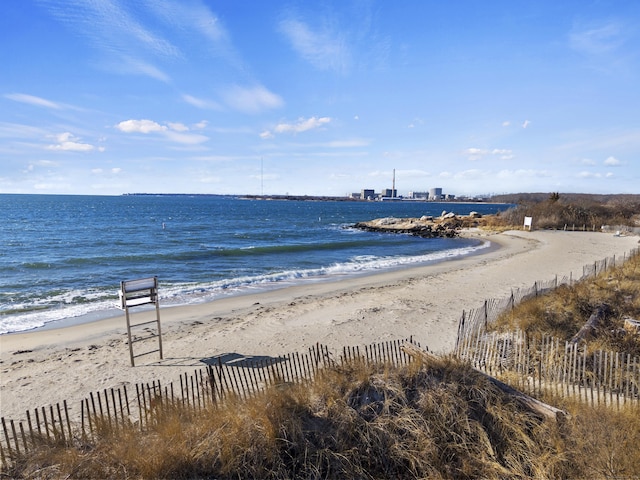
xmin=122 ymin=192 xmax=498 ymax=203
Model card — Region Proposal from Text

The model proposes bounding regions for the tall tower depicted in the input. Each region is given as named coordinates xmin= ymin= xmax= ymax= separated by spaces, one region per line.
xmin=392 ymin=169 xmax=396 ymax=198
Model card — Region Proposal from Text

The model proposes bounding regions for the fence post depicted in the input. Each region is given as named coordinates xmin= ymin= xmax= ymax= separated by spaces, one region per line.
xmin=484 ymin=300 xmax=488 ymax=328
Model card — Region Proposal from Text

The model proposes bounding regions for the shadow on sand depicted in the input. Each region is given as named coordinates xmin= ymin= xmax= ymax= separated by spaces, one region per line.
xmin=147 ymin=352 xmax=287 ymax=368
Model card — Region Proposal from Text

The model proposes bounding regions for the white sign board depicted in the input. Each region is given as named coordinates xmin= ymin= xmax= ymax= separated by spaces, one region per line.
xmin=523 ymin=216 xmax=533 ymax=230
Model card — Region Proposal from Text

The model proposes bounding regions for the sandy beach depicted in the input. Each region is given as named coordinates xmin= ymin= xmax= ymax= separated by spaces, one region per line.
xmin=1 ymin=229 xmax=638 ymax=421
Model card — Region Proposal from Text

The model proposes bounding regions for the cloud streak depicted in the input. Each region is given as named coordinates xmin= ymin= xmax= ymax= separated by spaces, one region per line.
xmin=182 ymin=94 xmax=222 ymax=110
xmin=465 ymin=147 xmax=514 ymax=161
xmin=221 ymin=85 xmax=283 ymax=114
xmin=5 ymin=93 xmax=62 ymax=109
xmin=260 ymin=116 xmax=331 ymax=139
xmin=38 ymin=0 xmax=241 ymax=82
xmin=569 ymin=20 xmax=627 ymax=56
xmin=279 ymin=17 xmax=351 ymax=73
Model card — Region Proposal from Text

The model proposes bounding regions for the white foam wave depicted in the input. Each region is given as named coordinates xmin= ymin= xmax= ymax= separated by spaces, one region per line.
xmin=0 ymin=241 xmax=490 ymax=335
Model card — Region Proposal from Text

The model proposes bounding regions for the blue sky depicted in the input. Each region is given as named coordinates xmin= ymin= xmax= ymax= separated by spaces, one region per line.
xmin=1 ymin=0 xmax=639 ymax=197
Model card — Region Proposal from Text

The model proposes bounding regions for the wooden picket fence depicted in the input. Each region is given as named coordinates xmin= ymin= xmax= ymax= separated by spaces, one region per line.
xmin=1 ymin=338 xmax=420 ymax=468
xmin=457 ymin=330 xmax=639 ymax=408
xmin=455 ymin=249 xmax=638 ymax=345
xmin=2 ymin=247 xmax=639 ymax=469
xmin=454 ymin=247 xmax=640 ymax=408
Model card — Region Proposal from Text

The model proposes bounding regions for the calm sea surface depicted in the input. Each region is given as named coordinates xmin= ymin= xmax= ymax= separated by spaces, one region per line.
xmin=0 ymin=194 xmax=512 ymax=334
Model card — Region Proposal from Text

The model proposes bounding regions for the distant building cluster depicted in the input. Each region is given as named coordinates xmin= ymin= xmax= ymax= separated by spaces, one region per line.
xmin=407 ymin=188 xmax=455 ymax=201
xmin=349 ymin=187 xmax=458 ymax=201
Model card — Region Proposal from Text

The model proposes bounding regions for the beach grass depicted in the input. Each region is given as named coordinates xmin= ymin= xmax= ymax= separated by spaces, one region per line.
xmin=492 ymin=248 xmax=640 ymax=356
xmin=488 ymin=192 xmax=640 ymax=231
xmin=7 ymin=354 xmax=640 ymax=479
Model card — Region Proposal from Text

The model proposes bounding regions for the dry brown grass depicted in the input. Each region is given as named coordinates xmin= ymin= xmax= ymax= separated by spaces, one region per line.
xmin=6 ymin=356 xmax=640 ymax=479
xmin=489 ymin=193 xmax=640 ymax=230
xmin=5 ymin=357 xmax=577 ymax=479
xmin=492 ymin=250 xmax=640 ymax=356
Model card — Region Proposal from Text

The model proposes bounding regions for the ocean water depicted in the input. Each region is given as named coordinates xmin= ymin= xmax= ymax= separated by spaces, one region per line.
xmin=0 ymin=194 xmax=512 ymax=334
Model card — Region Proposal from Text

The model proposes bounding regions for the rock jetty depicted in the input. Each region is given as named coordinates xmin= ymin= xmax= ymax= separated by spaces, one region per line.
xmin=353 ymin=211 xmax=485 ymax=238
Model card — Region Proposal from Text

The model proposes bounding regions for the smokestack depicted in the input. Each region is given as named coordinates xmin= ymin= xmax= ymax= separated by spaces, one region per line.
xmin=392 ymin=169 xmax=396 ymax=198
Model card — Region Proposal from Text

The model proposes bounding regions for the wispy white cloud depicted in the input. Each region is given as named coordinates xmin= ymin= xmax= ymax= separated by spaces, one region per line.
xmin=260 ymin=116 xmax=331 ymax=139
xmin=93 ymin=167 xmax=122 ymax=175
xmin=143 ymin=0 xmax=226 ymax=41
xmin=182 ymin=94 xmax=222 ymax=110
xmin=326 ymin=139 xmax=369 ymax=148
xmin=222 ymin=85 xmax=283 ymax=114
xmin=407 ymin=118 xmax=424 ymax=129
xmin=497 ymin=169 xmax=551 ymax=179
xmin=5 ymin=93 xmax=62 ymax=109
xmin=556 ymin=127 xmax=640 ymax=153
xmin=522 ymin=120 xmax=531 ymax=129
xmin=115 ymin=57 xmax=171 ymax=82
xmin=466 ymin=148 xmax=487 ymax=161
xmin=604 ymin=156 xmax=621 ymax=166
xmin=0 ymin=122 xmax=49 ymax=139
xmin=46 ymin=132 xmax=99 ymax=152
xmin=578 ymin=171 xmax=603 ymax=178
xmin=397 ymin=169 xmax=430 ymax=178
xmin=569 ymin=20 xmax=627 ymax=56
xmin=164 ymin=130 xmax=209 ymax=145
xmin=40 ymin=0 xmax=180 ymax=57
xmin=578 ymin=170 xmax=616 ymax=179
xmin=465 ymin=147 xmax=514 ymax=161
xmin=492 ymin=149 xmax=514 ymax=160
xmin=259 ymin=130 xmax=274 ymax=140
xmin=34 ymin=181 xmax=72 ymax=191
xmin=167 ymin=122 xmax=189 ymax=132
xmin=278 ymin=1 xmax=389 ymax=75
xmin=455 ymin=169 xmax=487 ymax=179
xmin=38 ymin=0 xmax=240 ymax=82
xmin=274 ymin=117 xmax=331 ymax=134
xmin=141 ymin=0 xmax=241 ymax=65
xmin=279 ymin=17 xmax=351 ymax=73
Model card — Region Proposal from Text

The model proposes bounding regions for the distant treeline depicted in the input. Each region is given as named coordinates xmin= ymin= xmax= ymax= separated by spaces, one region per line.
xmin=487 ymin=192 xmax=640 ymax=230
xmin=489 ymin=192 xmax=640 ymax=205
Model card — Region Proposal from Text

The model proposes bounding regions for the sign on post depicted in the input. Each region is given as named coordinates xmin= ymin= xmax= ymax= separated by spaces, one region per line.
xmin=523 ymin=216 xmax=533 ymax=231
xmin=119 ymin=276 xmax=163 ymax=366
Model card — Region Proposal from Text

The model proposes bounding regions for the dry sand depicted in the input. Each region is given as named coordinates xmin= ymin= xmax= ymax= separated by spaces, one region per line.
xmin=1 ymin=229 xmax=638 ymax=421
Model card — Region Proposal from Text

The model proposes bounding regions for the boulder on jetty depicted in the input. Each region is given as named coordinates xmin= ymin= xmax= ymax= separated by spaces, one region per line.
xmin=353 ymin=212 xmax=485 ymax=238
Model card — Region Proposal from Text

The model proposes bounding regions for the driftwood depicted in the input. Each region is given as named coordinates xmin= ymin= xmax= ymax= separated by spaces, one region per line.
xmin=624 ymin=318 xmax=640 ymax=334
xmin=401 ymin=343 xmax=568 ymax=423
xmin=569 ymin=303 xmax=611 ymax=344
